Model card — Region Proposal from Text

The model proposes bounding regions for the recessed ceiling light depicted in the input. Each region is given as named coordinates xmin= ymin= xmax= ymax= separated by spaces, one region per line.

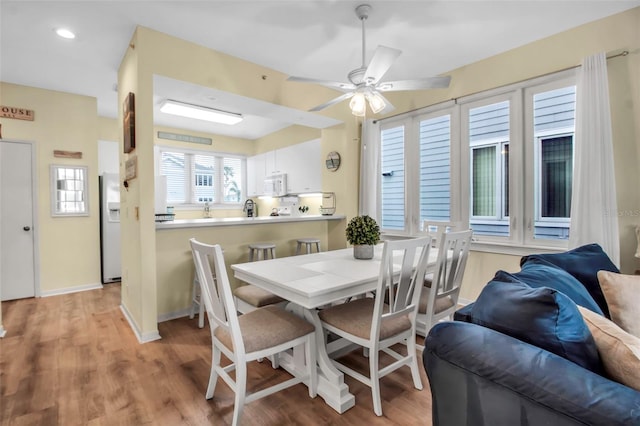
xmin=55 ymin=28 xmax=76 ymax=39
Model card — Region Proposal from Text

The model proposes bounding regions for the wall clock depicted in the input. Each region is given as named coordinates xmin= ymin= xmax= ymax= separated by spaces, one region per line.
xmin=326 ymin=151 xmax=341 ymax=172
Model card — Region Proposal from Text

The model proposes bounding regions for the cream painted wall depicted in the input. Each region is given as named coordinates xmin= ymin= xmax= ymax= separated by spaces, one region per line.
xmin=253 ymin=125 xmax=321 ymax=154
xmin=156 ymin=220 xmax=332 ymax=316
xmin=98 ymin=116 xmax=118 ymax=142
xmin=0 ymin=83 xmax=101 ymax=295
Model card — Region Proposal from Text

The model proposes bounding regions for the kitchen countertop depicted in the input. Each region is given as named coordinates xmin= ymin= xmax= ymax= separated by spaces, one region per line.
xmin=155 ymin=214 xmax=346 ymax=230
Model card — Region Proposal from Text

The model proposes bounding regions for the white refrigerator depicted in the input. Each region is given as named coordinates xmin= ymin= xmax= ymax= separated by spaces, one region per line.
xmin=99 ymin=173 xmax=121 ymax=283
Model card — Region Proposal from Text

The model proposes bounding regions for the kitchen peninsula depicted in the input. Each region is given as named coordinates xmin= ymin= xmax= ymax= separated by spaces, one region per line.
xmin=155 ymin=214 xmax=346 ymax=321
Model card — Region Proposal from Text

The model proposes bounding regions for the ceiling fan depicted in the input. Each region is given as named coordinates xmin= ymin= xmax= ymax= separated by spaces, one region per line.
xmin=287 ymin=4 xmax=451 ymax=116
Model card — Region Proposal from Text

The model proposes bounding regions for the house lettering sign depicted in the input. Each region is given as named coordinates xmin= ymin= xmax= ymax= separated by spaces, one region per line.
xmin=0 ymin=105 xmax=35 ymax=121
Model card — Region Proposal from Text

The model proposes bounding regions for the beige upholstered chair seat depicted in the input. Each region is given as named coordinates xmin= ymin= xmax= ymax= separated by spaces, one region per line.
xmin=233 ymin=285 xmax=285 ymax=308
xmin=418 ymin=290 xmax=454 ymax=315
xmin=215 ymin=305 xmax=314 ymax=353
xmin=319 ymin=298 xmax=411 ymax=340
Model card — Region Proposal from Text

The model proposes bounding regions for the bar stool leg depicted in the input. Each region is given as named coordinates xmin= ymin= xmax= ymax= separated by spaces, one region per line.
xmin=296 ymin=242 xmax=302 ymax=255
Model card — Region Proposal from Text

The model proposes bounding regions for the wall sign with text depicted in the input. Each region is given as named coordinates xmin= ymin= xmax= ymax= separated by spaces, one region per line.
xmin=0 ymin=105 xmax=34 ymax=121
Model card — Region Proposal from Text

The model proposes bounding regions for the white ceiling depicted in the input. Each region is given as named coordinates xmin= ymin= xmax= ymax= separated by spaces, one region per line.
xmin=2 ymin=1 xmax=638 ymax=139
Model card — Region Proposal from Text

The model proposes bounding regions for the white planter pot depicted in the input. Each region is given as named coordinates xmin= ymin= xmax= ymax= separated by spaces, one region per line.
xmin=353 ymin=244 xmax=374 ymax=260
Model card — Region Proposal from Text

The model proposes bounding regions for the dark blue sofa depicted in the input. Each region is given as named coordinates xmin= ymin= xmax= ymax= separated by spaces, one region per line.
xmin=423 ymin=244 xmax=640 ymax=425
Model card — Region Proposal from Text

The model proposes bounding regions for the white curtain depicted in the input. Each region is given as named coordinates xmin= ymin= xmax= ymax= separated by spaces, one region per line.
xmin=569 ymin=52 xmax=619 ymax=265
xmin=359 ymin=119 xmax=380 ymax=220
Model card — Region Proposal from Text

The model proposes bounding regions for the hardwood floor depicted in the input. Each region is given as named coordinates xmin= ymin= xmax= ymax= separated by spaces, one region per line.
xmin=0 ymin=284 xmax=433 ymax=425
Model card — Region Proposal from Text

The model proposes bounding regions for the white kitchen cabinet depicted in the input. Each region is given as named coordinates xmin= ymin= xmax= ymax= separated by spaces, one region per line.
xmin=277 ymin=139 xmax=321 ymax=194
xmin=247 ymin=151 xmax=277 ymax=196
xmin=246 ymin=138 xmax=321 ymax=196
xmin=246 ymin=155 xmax=260 ymax=197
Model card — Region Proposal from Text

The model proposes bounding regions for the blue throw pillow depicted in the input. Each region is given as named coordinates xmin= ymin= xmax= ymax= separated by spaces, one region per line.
xmin=470 ymin=276 xmax=603 ymax=374
xmin=520 ymin=243 xmax=618 ymax=318
xmin=496 ymin=261 xmax=604 ymax=316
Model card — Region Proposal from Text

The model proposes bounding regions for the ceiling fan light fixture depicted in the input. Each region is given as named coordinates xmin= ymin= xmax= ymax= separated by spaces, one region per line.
xmin=366 ymin=91 xmax=386 ymax=114
xmin=160 ymin=100 xmax=243 ymax=125
xmin=349 ymin=92 xmax=367 ymax=116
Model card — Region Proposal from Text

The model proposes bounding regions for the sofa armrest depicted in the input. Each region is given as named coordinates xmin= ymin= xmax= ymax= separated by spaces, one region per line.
xmin=424 ymin=322 xmax=640 ymax=426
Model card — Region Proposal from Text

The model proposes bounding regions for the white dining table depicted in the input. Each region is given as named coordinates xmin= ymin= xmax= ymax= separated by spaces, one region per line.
xmin=231 ymin=244 xmax=438 ymax=414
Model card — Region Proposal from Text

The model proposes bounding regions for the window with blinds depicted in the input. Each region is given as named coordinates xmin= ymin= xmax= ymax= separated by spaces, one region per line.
xmin=158 ymin=148 xmax=245 ymax=207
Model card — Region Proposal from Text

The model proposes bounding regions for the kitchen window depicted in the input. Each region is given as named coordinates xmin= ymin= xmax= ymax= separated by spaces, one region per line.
xmin=157 ymin=146 xmax=245 ymax=207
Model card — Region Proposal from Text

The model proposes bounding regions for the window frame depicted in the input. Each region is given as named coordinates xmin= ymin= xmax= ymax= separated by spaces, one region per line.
xmin=155 ymin=145 xmax=246 ymax=209
xmin=460 ymin=89 xmax=522 ymax=246
xmin=524 ymin=75 xmax=577 ymax=247
xmin=378 ymin=101 xmax=458 ymax=237
xmin=375 ymin=69 xmax=577 ymax=253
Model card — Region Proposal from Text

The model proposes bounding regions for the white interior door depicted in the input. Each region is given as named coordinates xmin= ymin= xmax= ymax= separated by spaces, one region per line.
xmin=1 ymin=140 xmax=36 ymax=301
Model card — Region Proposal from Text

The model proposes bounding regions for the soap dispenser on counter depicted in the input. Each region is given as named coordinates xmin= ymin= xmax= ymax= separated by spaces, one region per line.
xmin=203 ymin=202 xmax=211 ymax=218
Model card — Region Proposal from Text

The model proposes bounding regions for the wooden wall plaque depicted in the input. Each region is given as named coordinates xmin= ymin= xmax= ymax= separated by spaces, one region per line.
xmin=1 ymin=105 xmax=34 ymax=121
xmin=123 ymin=92 xmax=135 ymax=153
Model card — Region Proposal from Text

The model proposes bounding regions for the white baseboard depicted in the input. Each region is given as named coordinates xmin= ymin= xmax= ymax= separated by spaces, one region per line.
xmin=458 ymin=297 xmax=474 ymax=306
xmin=41 ymin=282 xmax=103 ymax=297
xmin=0 ymin=326 xmax=6 ymax=338
xmin=119 ymin=303 xmax=162 ymax=344
xmin=157 ymin=308 xmax=193 ymax=323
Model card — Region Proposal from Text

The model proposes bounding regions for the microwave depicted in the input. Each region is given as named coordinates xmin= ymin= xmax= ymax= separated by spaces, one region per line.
xmin=264 ymin=173 xmax=287 ymax=197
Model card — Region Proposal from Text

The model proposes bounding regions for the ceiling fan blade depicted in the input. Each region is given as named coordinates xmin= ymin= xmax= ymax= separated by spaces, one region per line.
xmin=287 ymin=76 xmax=355 ymax=92
xmin=363 ymin=45 xmax=402 ymax=84
xmin=309 ymin=92 xmax=355 ymax=112
xmin=377 ymin=76 xmax=451 ymax=92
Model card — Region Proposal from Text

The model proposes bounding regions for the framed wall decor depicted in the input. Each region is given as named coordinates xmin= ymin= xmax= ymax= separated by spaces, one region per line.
xmin=123 ymin=92 xmax=135 ymax=153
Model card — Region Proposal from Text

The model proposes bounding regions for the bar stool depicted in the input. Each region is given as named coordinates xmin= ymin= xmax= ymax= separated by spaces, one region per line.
xmin=248 ymin=242 xmax=276 ymax=261
xmin=235 ymin=242 xmax=285 ymax=315
xmin=296 ymin=238 xmax=321 ymax=255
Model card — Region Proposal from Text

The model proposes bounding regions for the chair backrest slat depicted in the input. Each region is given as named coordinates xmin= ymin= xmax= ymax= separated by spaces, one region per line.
xmin=372 ymin=237 xmax=432 ymax=340
xmin=430 ymin=229 xmax=473 ymax=302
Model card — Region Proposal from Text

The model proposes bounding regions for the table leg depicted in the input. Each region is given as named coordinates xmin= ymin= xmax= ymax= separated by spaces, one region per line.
xmin=282 ymin=304 xmax=355 ymax=413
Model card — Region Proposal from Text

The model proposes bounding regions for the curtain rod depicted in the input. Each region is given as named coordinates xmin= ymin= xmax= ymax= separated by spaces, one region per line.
xmin=373 ymin=50 xmax=629 ymax=123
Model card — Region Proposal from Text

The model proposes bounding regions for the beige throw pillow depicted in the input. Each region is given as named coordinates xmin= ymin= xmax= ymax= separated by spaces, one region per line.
xmin=578 ymin=306 xmax=640 ymax=391
xmin=597 ymin=271 xmax=640 ymax=338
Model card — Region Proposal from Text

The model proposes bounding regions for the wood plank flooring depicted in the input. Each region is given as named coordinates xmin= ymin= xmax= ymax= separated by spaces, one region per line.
xmin=0 ymin=284 xmax=433 ymax=425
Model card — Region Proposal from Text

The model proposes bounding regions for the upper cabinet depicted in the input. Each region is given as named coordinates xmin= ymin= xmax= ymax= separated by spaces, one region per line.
xmin=246 ymin=139 xmax=321 ymax=196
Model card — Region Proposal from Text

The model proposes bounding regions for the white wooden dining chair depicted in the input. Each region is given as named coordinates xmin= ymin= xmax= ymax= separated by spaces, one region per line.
xmin=318 ymin=237 xmax=432 ymax=417
xmin=189 ymin=238 xmax=317 ymax=426
xmin=415 ymin=229 xmax=473 ymax=340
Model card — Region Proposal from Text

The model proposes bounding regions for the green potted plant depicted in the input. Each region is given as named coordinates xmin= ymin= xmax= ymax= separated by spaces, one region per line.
xmin=345 ymin=215 xmax=381 ymax=259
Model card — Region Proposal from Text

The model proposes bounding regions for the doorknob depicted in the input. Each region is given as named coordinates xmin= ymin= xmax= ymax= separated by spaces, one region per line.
xmin=23 ymin=226 xmax=31 ymax=231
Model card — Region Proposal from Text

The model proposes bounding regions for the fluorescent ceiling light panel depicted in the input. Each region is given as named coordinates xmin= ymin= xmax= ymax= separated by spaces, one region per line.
xmin=160 ymin=100 xmax=243 ymax=125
